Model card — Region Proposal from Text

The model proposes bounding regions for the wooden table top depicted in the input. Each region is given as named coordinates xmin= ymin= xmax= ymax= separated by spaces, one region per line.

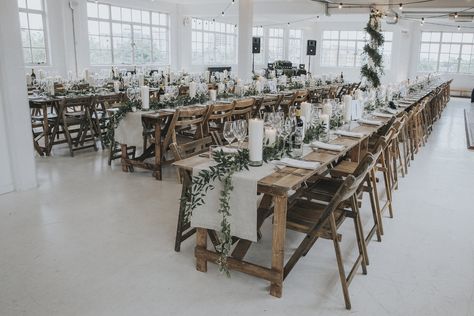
xmin=174 ymin=80 xmax=448 ymax=195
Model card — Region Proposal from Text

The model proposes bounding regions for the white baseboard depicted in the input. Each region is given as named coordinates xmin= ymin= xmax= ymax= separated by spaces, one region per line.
xmin=0 ymin=183 xmax=14 ymax=195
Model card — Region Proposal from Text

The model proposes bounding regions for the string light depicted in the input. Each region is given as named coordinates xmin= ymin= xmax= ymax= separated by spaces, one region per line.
xmin=420 ymin=17 xmax=424 ymax=25
xmin=458 ymin=25 xmax=461 ymax=30
xmin=231 ymin=0 xmax=235 ymax=4
xmin=399 ymin=3 xmax=403 ymax=10
xmin=339 ymin=3 xmax=343 ymax=9
xmin=221 ymin=11 xmax=225 ymax=16
xmin=454 ymin=12 xmax=458 ymax=18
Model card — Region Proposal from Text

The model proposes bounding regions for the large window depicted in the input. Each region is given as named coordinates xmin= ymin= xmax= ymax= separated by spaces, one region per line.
xmin=321 ymin=30 xmax=392 ymax=69
xmin=18 ymin=0 xmax=48 ymax=65
xmin=87 ymin=2 xmax=169 ymax=65
xmin=191 ymin=18 xmax=237 ymax=65
xmin=268 ymin=28 xmax=284 ymax=62
xmin=419 ymin=31 xmax=474 ymax=73
xmin=288 ymin=29 xmax=303 ymax=65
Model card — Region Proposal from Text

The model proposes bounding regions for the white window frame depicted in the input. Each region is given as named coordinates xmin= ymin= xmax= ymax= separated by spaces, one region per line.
xmin=288 ymin=29 xmax=303 ymax=65
xmin=18 ymin=0 xmax=49 ymax=65
xmin=191 ymin=18 xmax=237 ymax=65
xmin=419 ymin=31 xmax=474 ymax=74
xmin=321 ymin=30 xmax=392 ymax=69
xmin=267 ymin=28 xmax=285 ymax=62
xmin=87 ymin=1 xmax=170 ymax=66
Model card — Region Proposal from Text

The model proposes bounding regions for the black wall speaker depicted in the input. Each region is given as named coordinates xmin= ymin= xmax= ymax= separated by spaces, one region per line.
xmin=252 ymin=37 xmax=261 ymax=54
xmin=307 ymin=40 xmax=317 ymax=56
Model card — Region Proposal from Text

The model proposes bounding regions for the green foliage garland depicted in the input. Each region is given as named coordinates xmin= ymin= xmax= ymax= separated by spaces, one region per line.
xmin=361 ymin=9 xmax=385 ymax=88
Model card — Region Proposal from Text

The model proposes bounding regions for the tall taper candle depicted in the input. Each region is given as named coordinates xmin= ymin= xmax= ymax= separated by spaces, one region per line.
xmin=189 ymin=81 xmax=197 ymax=99
xmin=209 ymin=89 xmax=217 ymax=102
xmin=249 ymin=118 xmax=264 ymax=166
xmin=141 ymin=86 xmax=150 ymax=110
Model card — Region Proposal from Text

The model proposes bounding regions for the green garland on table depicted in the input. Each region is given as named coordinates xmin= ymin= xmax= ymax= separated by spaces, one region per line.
xmin=361 ymin=9 xmax=385 ymax=88
xmin=304 ymin=121 xmax=327 ymax=144
xmin=104 ymin=94 xmax=209 ymax=146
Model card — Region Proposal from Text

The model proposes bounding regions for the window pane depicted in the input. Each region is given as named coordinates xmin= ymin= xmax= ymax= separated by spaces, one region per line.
xmin=98 ymin=4 xmax=109 ymax=19
xmin=87 ymin=2 xmax=98 ymax=18
xmin=30 ymin=30 xmax=45 ymax=47
xmin=19 ymin=12 xmax=28 ymax=28
xmin=28 ymin=13 xmax=43 ymax=29
xmin=31 ymin=48 xmax=46 ymax=63
xmin=111 ymin=6 xmax=121 ymax=20
xmin=27 ymin=0 xmax=42 ymax=10
xmin=18 ymin=0 xmax=27 ymax=9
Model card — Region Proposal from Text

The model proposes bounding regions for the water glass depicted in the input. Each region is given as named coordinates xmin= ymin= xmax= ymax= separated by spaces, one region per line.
xmin=223 ymin=121 xmax=235 ymax=146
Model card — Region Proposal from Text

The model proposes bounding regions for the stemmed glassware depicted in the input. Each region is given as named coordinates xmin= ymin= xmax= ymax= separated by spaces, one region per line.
xmin=233 ymin=120 xmax=248 ymax=149
xmin=223 ymin=121 xmax=235 ymax=146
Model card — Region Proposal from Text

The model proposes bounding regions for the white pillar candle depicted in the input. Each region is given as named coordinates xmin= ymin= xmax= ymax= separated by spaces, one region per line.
xmin=113 ymin=81 xmax=120 ymax=93
xmin=138 ymin=74 xmax=145 ymax=87
xmin=322 ymin=100 xmax=332 ymax=117
xmin=264 ymin=127 xmax=277 ymax=146
xmin=301 ymin=102 xmax=312 ymax=129
xmin=26 ymin=74 xmax=32 ymax=86
xmin=204 ymin=71 xmax=210 ymax=83
xmin=343 ymin=95 xmax=352 ymax=122
xmin=255 ymin=81 xmax=262 ymax=94
xmin=189 ymin=81 xmax=197 ymax=99
xmin=49 ymin=81 xmax=55 ymax=96
xmin=209 ymin=89 xmax=217 ymax=101
xmin=223 ymin=69 xmax=228 ymax=79
xmin=141 ymin=86 xmax=150 ymax=110
xmin=248 ymin=118 xmax=264 ymax=165
xmin=83 ymin=69 xmax=89 ymax=82
xmin=320 ymin=114 xmax=330 ymax=135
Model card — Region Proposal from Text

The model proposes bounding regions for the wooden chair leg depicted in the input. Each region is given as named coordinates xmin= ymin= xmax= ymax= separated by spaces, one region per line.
xmin=329 ymin=213 xmax=351 ymax=310
xmin=370 ymin=169 xmax=384 ymax=235
xmin=351 ymin=195 xmax=369 ymax=267
xmin=366 ymin=176 xmax=382 ymax=242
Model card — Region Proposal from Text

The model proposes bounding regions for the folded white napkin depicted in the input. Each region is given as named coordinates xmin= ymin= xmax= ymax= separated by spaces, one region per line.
xmin=373 ymin=112 xmax=393 ymax=118
xmin=161 ymin=108 xmax=176 ymax=112
xmin=211 ymin=146 xmax=239 ymax=154
xmin=358 ymin=118 xmax=382 ymax=126
xmin=384 ymin=108 xmax=398 ymax=114
xmin=310 ymin=140 xmax=345 ymax=151
xmin=335 ymin=130 xmax=365 ymax=138
xmin=397 ymin=103 xmax=410 ymax=108
xmin=277 ymin=158 xmax=320 ymax=170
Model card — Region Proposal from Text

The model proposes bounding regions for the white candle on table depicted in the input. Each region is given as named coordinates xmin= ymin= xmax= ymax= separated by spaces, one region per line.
xmin=218 ymin=82 xmax=225 ymax=94
xmin=189 ymin=82 xmax=197 ymax=99
xmin=83 ymin=69 xmax=89 ymax=82
xmin=301 ymin=102 xmax=312 ymax=131
xmin=264 ymin=127 xmax=277 ymax=146
xmin=209 ymin=89 xmax=217 ymax=102
xmin=343 ymin=95 xmax=352 ymax=122
xmin=138 ymin=74 xmax=145 ymax=87
xmin=255 ymin=81 xmax=262 ymax=94
xmin=249 ymin=118 xmax=264 ymax=166
xmin=26 ymin=74 xmax=32 ymax=86
xmin=114 ymin=81 xmax=120 ymax=93
xmin=322 ymin=101 xmax=332 ymax=117
xmin=141 ymin=86 xmax=150 ymax=110
xmin=204 ymin=71 xmax=210 ymax=83
xmin=49 ymin=81 xmax=55 ymax=96
xmin=320 ymin=114 xmax=330 ymax=134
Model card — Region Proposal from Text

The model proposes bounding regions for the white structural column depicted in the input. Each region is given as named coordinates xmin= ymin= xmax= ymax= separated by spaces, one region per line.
xmin=238 ymin=0 xmax=253 ymax=80
xmin=0 ymin=0 xmax=37 ymax=193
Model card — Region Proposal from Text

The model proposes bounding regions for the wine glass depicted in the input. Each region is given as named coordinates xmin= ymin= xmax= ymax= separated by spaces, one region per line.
xmin=223 ymin=121 xmax=235 ymax=146
xmin=233 ymin=120 xmax=248 ymax=149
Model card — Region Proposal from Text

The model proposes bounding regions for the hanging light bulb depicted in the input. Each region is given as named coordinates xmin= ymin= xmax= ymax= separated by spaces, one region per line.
xmin=420 ymin=17 xmax=424 ymax=25
xmin=221 ymin=11 xmax=225 ymax=17
xmin=458 ymin=25 xmax=461 ymax=31
xmin=454 ymin=12 xmax=458 ymax=19
xmin=231 ymin=0 xmax=235 ymax=4
xmin=287 ymin=22 xmax=290 ymax=25
xmin=339 ymin=3 xmax=343 ymax=9
xmin=316 ymin=15 xmax=320 ymax=21
xmin=399 ymin=3 xmax=403 ymax=11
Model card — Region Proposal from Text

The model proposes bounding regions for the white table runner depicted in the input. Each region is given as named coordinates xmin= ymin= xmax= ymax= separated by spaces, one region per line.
xmin=191 ymin=162 xmax=275 ymax=242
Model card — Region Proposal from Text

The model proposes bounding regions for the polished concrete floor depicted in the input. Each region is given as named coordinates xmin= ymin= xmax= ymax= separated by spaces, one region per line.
xmin=1 ymin=98 xmax=473 ymax=316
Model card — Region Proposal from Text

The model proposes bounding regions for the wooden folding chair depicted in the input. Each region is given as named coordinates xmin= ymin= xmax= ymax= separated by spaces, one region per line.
xmin=203 ymin=102 xmax=234 ymax=136
xmin=285 ymin=153 xmax=376 ymax=309
xmin=231 ymin=98 xmax=255 ymax=121
xmin=170 ymin=136 xmax=214 ymax=252
xmin=260 ymin=94 xmax=283 ymax=113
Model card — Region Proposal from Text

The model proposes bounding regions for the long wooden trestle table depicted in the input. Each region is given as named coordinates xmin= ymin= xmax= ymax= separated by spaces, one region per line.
xmin=173 ymin=80 xmax=451 ymax=298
